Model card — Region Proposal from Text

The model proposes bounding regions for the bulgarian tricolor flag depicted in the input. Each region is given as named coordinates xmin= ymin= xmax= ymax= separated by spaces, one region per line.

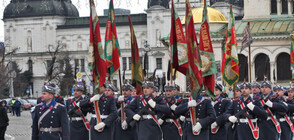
xmin=128 ymin=16 xmax=144 ymax=95
xmin=104 ymin=0 xmax=121 ymax=78
xmin=170 ymin=0 xmax=188 ymax=76
xmin=199 ymin=0 xmax=217 ymax=97
xmin=291 ymin=36 xmax=294 ymax=81
xmin=221 ymin=5 xmax=239 ymax=87
xmin=88 ymin=0 xmax=107 ymax=89
xmin=185 ymin=0 xmax=203 ymax=100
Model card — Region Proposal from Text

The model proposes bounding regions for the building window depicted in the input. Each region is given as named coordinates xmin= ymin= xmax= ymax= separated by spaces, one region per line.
xmin=75 ymin=59 xmax=79 ymax=71
xmin=129 ymin=57 xmax=132 ymax=70
xmin=271 ymin=0 xmax=277 ymax=14
xmin=282 ymin=0 xmax=288 ymax=14
xmin=28 ymin=59 xmax=33 ymax=73
xmin=238 ymin=54 xmax=248 ymax=82
xmin=46 ymin=60 xmax=52 ymax=71
xmin=122 ymin=57 xmax=127 ymax=70
xmin=125 ymin=40 xmax=130 ymax=48
xmin=156 ymin=58 xmax=162 ymax=69
xmin=255 ymin=53 xmax=270 ymax=81
xmin=81 ymin=59 xmax=85 ymax=72
xmin=277 ymin=53 xmax=290 ymax=81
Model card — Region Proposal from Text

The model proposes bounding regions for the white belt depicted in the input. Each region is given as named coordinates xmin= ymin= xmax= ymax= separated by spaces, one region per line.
xmin=185 ymin=118 xmax=200 ymax=122
xmin=91 ymin=114 xmax=109 ymax=119
xmin=142 ymin=115 xmax=157 ymax=119
xmin=279 ymin=118 xmax=286 ymax=122
xmin=165 ymin=119 xmax=174 ymax=123
xmin=39 ymin=127 xmax=61 ymax=133
xmin=71 ymin=117 xmax=83 ymax=121
xmin=267 ymin=116 xmax=277 ymax=121
xmin=239 ymin=118 xmax=257 ymax=123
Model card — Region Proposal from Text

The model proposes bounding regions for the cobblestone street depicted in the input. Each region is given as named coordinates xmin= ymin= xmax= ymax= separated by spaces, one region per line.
xmin=5 ymin=111 xmax=32 ymax=140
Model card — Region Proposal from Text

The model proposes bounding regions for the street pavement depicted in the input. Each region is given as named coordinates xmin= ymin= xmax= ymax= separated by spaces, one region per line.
xmin=5 ymin=110 xmax=32 ymax=140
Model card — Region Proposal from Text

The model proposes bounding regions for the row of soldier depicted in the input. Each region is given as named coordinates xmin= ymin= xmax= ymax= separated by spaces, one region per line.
xmin=31 ymin=80 xmax=294 ymax=140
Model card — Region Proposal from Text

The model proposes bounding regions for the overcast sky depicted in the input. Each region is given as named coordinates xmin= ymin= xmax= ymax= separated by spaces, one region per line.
xmin=0 ymin=0 xmax=148 ymax=42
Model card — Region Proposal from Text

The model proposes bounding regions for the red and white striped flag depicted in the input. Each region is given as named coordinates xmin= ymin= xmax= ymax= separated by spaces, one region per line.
xmin=240 ymin=22 xmax=253 ymax=52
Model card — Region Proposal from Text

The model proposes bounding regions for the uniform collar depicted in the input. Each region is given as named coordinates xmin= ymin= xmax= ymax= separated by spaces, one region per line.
xmin=215 ymin=96 xmax=222 ymax=102
xmin=175 ymin=95 xmax=181 ymax=99
xmin=42 ymin=99 xmax=56 ymax=109
xmin=196 ymin=95 xmax=203 ymax=102
xmin=240 ymin=96 xmax=252 ymax=103
xmin=125 ymin=96 xmax=133 ymax=103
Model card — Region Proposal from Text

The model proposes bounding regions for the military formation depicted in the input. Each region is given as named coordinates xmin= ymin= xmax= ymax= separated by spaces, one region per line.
xmin=31 ymin=79 xmax=294 ymax=140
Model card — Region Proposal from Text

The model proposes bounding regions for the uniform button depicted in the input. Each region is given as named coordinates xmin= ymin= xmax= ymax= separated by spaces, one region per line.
xmin=51 ymin=116 xmax=53 ymax=118
xmin=51 ymin=121 xmax=53 ymax=124
xmin=104 ymin=101 xmax=106 ymax=103
xmin=39 ymin=112 xmax=41 ymax=114
xmin=237 ymin=110 xmax=239 ymax=111
xmin=200 ymin=105 xmax=202 ymax=106
xmin=103 ymin=105 xmax=105 ymax=107
xmin=139 ymin=107 xmax=141 ymax=108
xmin=53 ymin=111 xmax=55 ymax=113
xmin=219 ymin=104 xmax=221 ymax=106
xmin=219 ymin=112 xmax=221 ymax=114
xmin=40 ymin=107 xmax=42 ymax=109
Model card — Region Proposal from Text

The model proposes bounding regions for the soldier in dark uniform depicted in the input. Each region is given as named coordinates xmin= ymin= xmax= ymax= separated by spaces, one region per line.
xmin=234 ymin=85 xmax=242 ymax=99
xmin=210 ymin=83 xmax=231 ymax=140
xmin=125 ymin=81 xmax=170 ymax=140
xmin=113 ymin=83 xmax=137 ymax=140
xmin=80 ymin=83 xmax=118 ymax=140
xmin=32 ymin=82 xmax=70 ymax=140
xmin=158 ymin=84 xmax=182 ymax=140
xmin=174 ymin=88 xmax=216 ymax=140
xmin=65 ymin=84 xmax=89 ymax=140
xmin=257 ymin=81 xmax=288 ymax=140
xmin=286 ymin=84 xmax=294 ymax=138
xmin=225 ymin=82 xmax=267 ymax=140
xmin=273 ymin=84 xmax=292 ymax=140
xmin=173 ymin=84 xmax=181 ymax=99
xmin=252 ymin=81 xmax=262 ymax=98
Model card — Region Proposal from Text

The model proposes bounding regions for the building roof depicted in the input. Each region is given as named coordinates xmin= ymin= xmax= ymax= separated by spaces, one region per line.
xmin=181 ymin=6 xmax=228 ymax=24
xmin=3 ymin=0 xmax=79 ymax=19
xmin=57 ymin=13 xmax=147 ymax=29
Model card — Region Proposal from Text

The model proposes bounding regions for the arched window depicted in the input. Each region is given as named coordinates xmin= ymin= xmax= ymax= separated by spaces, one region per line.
xmin=271 ymin=0 xmax=277 ymax=14
xmin=255 ymin=53 xmax=270 ymax=81
xmin=277 ymin=53 xmax=290 ymax=81
xmin=282 ymin=0 xmax=288 ymax=14
xmin=238 ymin=54 xmax=248 ymax=82
xmin=28 ymin=59 xmax=33 ymax=73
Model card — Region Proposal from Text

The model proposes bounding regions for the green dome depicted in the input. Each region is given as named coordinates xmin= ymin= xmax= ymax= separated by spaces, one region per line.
xmin=3 ymin=0 xmax=79 ymax=19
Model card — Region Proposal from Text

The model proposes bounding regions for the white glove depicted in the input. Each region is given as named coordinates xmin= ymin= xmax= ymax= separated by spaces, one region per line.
xmin=90 ymin=94 xmax=101 ymax=102
xmin=188 ymin=100 xmax=197 ymax=107
xmin=118 ymin=95 xmax=124 ymax=102
xmin=94 ymin=122 xmax=105 ymax=130
xmin=265 ymin=100 xmax=273 ymax=108
xmin=228 ymin=116 xmax=237 ymax=123
xmin=170 ymin=104 xmax=177 ymax=111
xmin=133 ymin=114 xmax=141 ymax=121
xmin=148 ymin=99 xmax=156 ymax=108
xmin=211 ymin=122 xmax=218 ymax=129
xmin=283 ymin=102 xmax=288 ymax=107
xmin=122 ymin=120 xmax=128 ymax=130
xmin=158 ymin=119 xmax=164 ymax=125
xmin=76 ymin=102 xmax=80 ymax=107
xmin=180 ymin=116 xmax=186 ymax=122
xmin=247 ymin=102 xmax=255 ymax=111
xmin=193 ymin=122 xmax=202 ymax=132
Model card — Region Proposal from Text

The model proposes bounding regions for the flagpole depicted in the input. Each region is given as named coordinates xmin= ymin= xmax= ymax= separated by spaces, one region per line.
xmin=249 ymin=45 xmax=252 ymax=83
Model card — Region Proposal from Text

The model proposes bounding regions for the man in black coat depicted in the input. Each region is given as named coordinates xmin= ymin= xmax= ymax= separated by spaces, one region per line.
xmin=0 ymin=100 xmax=9 ymax=140
xmin=66 ymin=84 xmax=89 ymax=140
xmin=32 ymin=82 xmax=70 ymax=140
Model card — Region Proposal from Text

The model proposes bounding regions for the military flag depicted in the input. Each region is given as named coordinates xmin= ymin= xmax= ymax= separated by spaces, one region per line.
xmin=128 ymin=16 xmax=144 ymax=95
xmin=170 ymin=0 xmax=188 ymax=76
xmin=240 ymin=22 xmax=253 ymax=53
xmin=291 ymin=35 xmax=294 ymax=81
xmin=88 ymin=0 xmax=107 ymax=88
xmin=199 ymin=0 xmax=216 ymax=97
xmin=185 ymin=0 xmax=203 ymax=100
xmin=105 ymin=0 xmax=121 ymax=78
xmin=221 ymin=5 xmax=239 ymax=87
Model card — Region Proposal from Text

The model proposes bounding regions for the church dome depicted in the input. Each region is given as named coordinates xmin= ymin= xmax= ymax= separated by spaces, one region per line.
xmin=181 ymin=6 xmax=228 ymax=24
xmin=3 ymin=0 xmax=79 ymax=19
